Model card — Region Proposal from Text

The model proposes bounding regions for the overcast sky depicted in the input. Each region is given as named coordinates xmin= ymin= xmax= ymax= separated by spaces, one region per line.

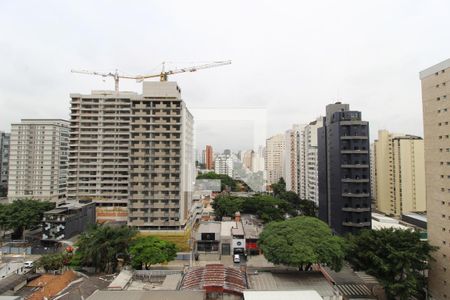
xmin=1 ymin=1 xmax=449 ymax=152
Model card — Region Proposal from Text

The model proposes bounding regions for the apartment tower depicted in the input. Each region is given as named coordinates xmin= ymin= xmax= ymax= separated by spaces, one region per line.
xmin=265 ymin=134 xmax=286 ymax=186
xmin=420 ymin=58 xmax=450 ymax=298
xmin=373 ymin=130 xmax=426 ymax=216
xmin=0 ymin=132 xmax=11 ymax=196
xmin=68 ymin=82 xmax=194 ymax=230
xmin=214 ymin=153 xmax=233 ymax=177
xmin=302 ymin=117 xmax=324 ymax=204
xmin=205 ymin=145 xmax=214 ymax=170
xmin=283 ymin=125 xmax=302 ymax=194
xmin=8 ymin=119 xmax=69 ymax=201
xmin=318 ymin=103 xmax=371 ymax=235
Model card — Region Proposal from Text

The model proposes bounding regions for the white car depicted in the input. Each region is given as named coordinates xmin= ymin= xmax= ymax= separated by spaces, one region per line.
xmin=23 ymin=261 xmax=34 ymax=268
xmin=233 ymin=254 xmax=241 ymax=263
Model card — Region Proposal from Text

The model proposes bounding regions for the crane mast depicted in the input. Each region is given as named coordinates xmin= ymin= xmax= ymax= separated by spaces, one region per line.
xmin=71 ymin=60 xmax=231 ymax=93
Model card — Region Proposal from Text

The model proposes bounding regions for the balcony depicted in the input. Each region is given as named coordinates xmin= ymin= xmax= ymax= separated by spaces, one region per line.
xmin=342 ymin=193 xmax=370 ymax=198
xmin=340 ymin=135 xmax=368 ymax=140
xmin=341 ymin=178 xmax=369 ymax=183
xmin=342 ymin=221 xmax=371 ymax=227
xmin=341 ymin=207 xmax=371 ymax=212
xmin=340 ymin=149 xmax=368 ymax=154
xmin=341 ymin=164 xmax=369 ymax=169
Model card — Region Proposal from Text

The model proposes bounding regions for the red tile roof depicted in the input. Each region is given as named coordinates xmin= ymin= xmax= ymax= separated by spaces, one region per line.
xmin=180 ymin=264 xmax=246 ymax=295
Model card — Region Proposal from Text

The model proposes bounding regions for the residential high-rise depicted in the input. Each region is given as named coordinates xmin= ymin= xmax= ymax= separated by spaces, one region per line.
xmin=303 ymin=117 xmax=324 ymax=204
xmin=373 ymin=130 xmax=426 ymax=216
xmin=241 ymin=149 xmax=254 ymax=171
xmin=420 ymin=58 xmax=450 ymax=298
xmin=0 ymin=132 xmax=11 ymax=196
xmin=205 ymin=145 xmax=214 ymax=170
xmin=8 ymin=119 xmax=69 ymax=201
xmin=283 ymin=126 xmax=302 ymax=193
xmin=68 ymin=82 xmax=194 ymax=230
xmin=214 ymin=153 xmax=233 ymax=177
xmin=265 ymin=134 xmax=286 ymax=185
xmin=318 ymin=103 xmax=371 ymax=235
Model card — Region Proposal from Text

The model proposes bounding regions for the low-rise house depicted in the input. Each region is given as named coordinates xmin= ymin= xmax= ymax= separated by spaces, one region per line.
xmin=42 ymin=202 xmax=96 ymax=241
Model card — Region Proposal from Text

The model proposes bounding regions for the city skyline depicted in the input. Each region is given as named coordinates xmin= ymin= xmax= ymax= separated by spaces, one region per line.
xmin=2 ymin=1 xmax=450 ymax=151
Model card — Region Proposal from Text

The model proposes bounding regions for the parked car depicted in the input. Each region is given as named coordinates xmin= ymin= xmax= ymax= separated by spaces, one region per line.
xmin=233 ymin=254 xmax=240 ymax=263
xmin=24 ymin=261 xmax=34 ymax=268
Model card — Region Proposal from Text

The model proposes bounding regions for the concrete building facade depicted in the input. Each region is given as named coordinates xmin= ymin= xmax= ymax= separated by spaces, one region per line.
xmin=373 ymin=130 xmax=426 ymax=216
xmin=7 ymin=119 xmax=69 ymax=201
xmin=68 ymin=82 xmax=194 ymax=230
xmin=0 ymin=131 xmax=10 ymax=196
xmin=265 ymin=134 xmax=286 ymax=186
xmin=205 ymin=145 xmax=214 ymax=170
xmin=420 ymin=58 xmax=450 ymax=298
xmin=318 ymin=103 xmax=371 ymax=235
xmin=283 ymin=125 xmax=302 ymax=194
xmin=214 ymin=154 xmax=233 ymax=177
xmin=303 ymin=117 xmax=324 ymax=204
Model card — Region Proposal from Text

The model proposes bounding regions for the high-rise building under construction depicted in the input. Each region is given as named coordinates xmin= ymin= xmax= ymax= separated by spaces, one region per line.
xmin=68 ymin=81 xmax=194 ymax=230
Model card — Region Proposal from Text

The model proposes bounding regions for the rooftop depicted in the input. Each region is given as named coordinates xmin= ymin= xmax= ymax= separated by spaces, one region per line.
xmin=420 ymin=58 xmax=450 ymax=79
xmin=247 ymin=271 xmax=338 ymax=298
xmin=243 ymin=290 xmax=322 ymax=300
xmin=241 ymin=214 xmax=264 ymax=239
xmin=86 ymin=290 xmax=204 ymax=300
xmin=180 ymin=264 xmax=246 ymax=295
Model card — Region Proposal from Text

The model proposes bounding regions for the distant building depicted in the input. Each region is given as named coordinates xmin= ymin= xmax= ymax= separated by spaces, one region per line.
xmin=205 ymin=145 xmax=214 ymax=170
xmin=7 ymin=119 xmax=69 ymax=201
xmin=265 ymin=134 xmax=286 ymax=185
xmin=214 ymin=154 xmax=233 ymax=177
xmin=241 ymin=149 xmax=254 ymax=171
xmin=283 ymin=125 xmax=303 ymax=194
xmin=42 ymin=202 xmax=96 ymax=241
xmin=373 ymin=130 xmax=426 ymax=216
xmin=318 ymin=103 xmax=371 ymax=235
xmin=420 ymin=58 xmax=450 ymax=298
xmin=0 ymin=131 xmax=10 ymax=196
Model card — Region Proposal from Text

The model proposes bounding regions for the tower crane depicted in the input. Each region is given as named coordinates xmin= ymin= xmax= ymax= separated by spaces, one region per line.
xmin=71 ymin=60 xmax=231 ymax=93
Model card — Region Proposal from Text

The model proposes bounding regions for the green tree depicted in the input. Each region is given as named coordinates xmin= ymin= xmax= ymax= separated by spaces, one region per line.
xmin=36 ymin=253 xmax=71 ymax=272
xmin=299 ymin=199 xmax=318 ymax=217
xmin=271 ymin=177 xmax=286 ymax=196
xmin=196 ymin=172 xmax=237 ymax=191
xmin=129 ymin=236 xmax=177 ymax=270
xmin=258 ymin=216 xmax=346 ymax=271
xmin=346 ymin=228 xmax=437 ymax=300
xmin=278 ymin=191 xmax=300 ymax=208
xmin=242 ymin=195 xmax=295 ymax=223
xmin=74 ymin=224 xmax=137 ymax=273
xmin=2 ymin=199 xmax=55 ymax=239
xmin=211 ymin=195 xmax=244 ymax=220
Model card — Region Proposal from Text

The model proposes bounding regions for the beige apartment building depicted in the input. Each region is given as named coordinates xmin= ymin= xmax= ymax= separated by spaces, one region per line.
xmin=265 ymin=133 xmax=286 ymax=185
xmin=283 ymin=125 xmax=303 ymax=194
xmin=420 ymin=58 xmax=450 ymax=299
xmin=372 ymin=130 xmax=426 ymax=216
xmin=68 ymin=81 xmax=194 ymax=230
xmin=8 ymin=119 xmax=69 ymax=201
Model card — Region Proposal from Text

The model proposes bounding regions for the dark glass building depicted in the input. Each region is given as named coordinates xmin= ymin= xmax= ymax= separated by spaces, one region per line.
xmin=318 ymin=103 xmax=371 ymax=235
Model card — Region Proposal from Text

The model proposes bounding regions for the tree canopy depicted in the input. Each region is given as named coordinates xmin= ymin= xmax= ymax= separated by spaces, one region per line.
xmin=74 ymin=224 xmax=137 ymax=273
xmin=36 ymin=252 xmax=71 ymax=272
xmin=271 ymin=177 xmax=286 ymax=196
xmin=258 ymin=216 xmax=346 ymax=271
xmin=129 ymin=236 xmax=177 ymax=270
xmin=212 ymin=194 xmax=296 ymax=223
xmin=269 ymin=178 xmax=318 ymax=217
xmin=0 ymin=199 xmax=55 ymax=238
xmin=346 ymin=228 xmax=437 ymax=300
xmin=196 ymin=172 xmax=237 ymax=191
